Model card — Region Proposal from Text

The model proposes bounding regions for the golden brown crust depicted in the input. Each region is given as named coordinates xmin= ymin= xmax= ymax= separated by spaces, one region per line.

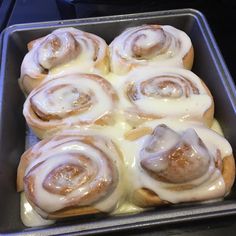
xmin=132 ymin=154 xmax=235 ymax=207
xmin=19 ymin=74 xmax=46 ymax=96
xmin=25 ymin=110 xmax=62 ymax=139
xmin=132 ymin=188 xmax=167 ymax=208
xmin=27 ymin=37 xmax=45 ymax=51
xmin=124 ymin=127 xmax=152 ymax=141
xmin=17 ymin=149 xmax=31 ymax=192
xmin=17 ymin=138 xmax=49 ymax=192
xmin=201 ymin=80 xmax=214 ymax=127
xmin=222 ymin=154 xmax=235 ymax=194
xmin=183 ymin=46 xmax=194 ymax=70
xmin=47 ymin=206 xmax=99 ymax=219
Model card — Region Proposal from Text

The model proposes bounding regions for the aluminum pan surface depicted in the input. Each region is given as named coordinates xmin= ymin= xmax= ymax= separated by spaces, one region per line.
xmin=0 ymin=8 xmax=235 ymax=235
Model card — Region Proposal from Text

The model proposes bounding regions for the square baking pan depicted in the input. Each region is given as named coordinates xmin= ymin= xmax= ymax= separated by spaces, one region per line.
xmin=0 ymin=8 xmax=236 ymax=235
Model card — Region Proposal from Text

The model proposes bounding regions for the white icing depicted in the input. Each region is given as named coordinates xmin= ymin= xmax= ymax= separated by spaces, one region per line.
xmin=23 ymin=74 xmax=117 ymax=134
xmin=20 ymin=27 xmax=108 ymax=94
xmin=31 ymin=76 xmax=113 ymax=121
xmin=59 ymin=122 xmax=132 ymax=212
xmin=144 ymin=125 xmax=180 ymax=153
xmin=117 ymin=67 xmax=212 ymax=121
xmin=135 ymin=30 xmax=162 ymax=48
xmin=20 ymin=192 xmax=141 ymax=228
xmin=47 ymin=27 xmax=108 ymax=76
xmin=37 ymin=32 xmax=77 ymax=69
xmin=47 ymin=55 xmax=102 ymax=78
xmin=19 ymin=25 xmax=234 ymax=227
xmin=96 ymin=119 xmax=230 ymax=204
xmin=20 ymin=117 xmax=233 ymax=227
xmin=140 ymin=126 xmax=179 ymax=172
xmin=20 ymin=42 xmax=45 ymax=79
xmin=181 ymin=128 xmax=211 ymax=162
xmin=142 ymin=119 xmax=232 ymax=158
xmin=136 ymin=167 xmax=225 ymax=203
xmin=23 ymin=130 xmax=125 ymax=214
xmin=45 ymin=28 xmax=108 ymax=76
xmin=109 ymin=25 xmax=192 ymax=74
xmin=211 ymin=119 xmax=223 ymax=135
xmin=123 ymin=118 xmax=232 ymax=203
xmin=112 ymin=201 xmax=143 ymax=215
xmin=30 ymin=152 xmax=111 ymax=212
xmin=135 ymin=94 xmax=210 ymax=117
xmin=20 ymin=193 xmax=55 ymax=227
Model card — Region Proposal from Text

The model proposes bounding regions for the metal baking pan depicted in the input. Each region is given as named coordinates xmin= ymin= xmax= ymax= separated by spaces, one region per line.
xmin=0 ymin=8 xmax=236 ymax=235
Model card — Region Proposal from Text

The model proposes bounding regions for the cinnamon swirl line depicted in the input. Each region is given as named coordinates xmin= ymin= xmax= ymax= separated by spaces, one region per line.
xmin=19 ymin=27 xmax=109 ymax=94
xmin=17 ymin=129 xmax=125 ymax=220
xmin=124 ymin=119 xmax=235 ymax=207
xmin=109 ymin=24 xmax=194 ymax=74
xmin=23 ymin=73 xmax=118 ymax=139
xmin=118 ymin=67 xmax=214 ymax=127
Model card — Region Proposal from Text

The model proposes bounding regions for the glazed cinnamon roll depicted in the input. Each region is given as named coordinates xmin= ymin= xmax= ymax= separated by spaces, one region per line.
xmin=17 ymin=129 xmax=124 ymax=219
xmin=19 ymin=27 xmax=109 ymax=94
xmin=109 ymin=25 xmax=194 ymax=74
xmin=119 ymin=67 xmax=214 ymax=126
xmin=23 ymin=73 xmax=118 ymax=139
xmin=124 ymin=119 xmax=235 ymax=207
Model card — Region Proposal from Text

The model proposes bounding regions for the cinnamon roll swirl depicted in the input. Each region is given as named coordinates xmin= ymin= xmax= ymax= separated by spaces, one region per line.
xmin=119 ymin=67 xmax=214 ymax=126
xmin=109 ymin=25 xmax=194 ymax=74
xmin=124 ymin=119 xmax=235 ymax=207
xmin=23 ymin=73 xmax=118 ymax=139
xmin=17 ymin=129 xmax=124 ymax=219
xmin=19 ymin=27 xmax=109 ymax=94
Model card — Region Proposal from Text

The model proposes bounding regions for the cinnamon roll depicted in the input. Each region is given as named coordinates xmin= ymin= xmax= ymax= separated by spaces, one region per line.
xmin=23 ymin=73 xmax=118 ymax=139
xmin=124 ymin=119 xmax=235 ymax=207
xmin=119 ymin=67 xmax=214 ymax=126
xmin=19 ymin=27 xmax=109 ymax=94
xmin=17 ymin=129 xmax=124 ymax=219
xmin=109 ymin=25 xmax=194 ymax=74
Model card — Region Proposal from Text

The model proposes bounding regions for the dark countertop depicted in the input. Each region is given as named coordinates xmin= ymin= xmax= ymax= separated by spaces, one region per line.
xmin=1 ymin=0 xmax=236 ymax=235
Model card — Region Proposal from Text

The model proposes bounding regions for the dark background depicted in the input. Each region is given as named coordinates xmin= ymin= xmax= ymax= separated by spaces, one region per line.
xmin=1 ymin=0 xmax=236 ymax=235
